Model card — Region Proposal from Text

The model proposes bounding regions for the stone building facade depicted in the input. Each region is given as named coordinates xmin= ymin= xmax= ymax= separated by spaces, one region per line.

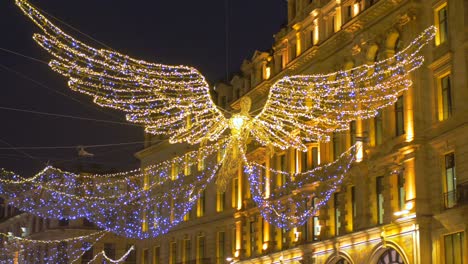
xmin=137 ymin=0 xmax=467 ymax=263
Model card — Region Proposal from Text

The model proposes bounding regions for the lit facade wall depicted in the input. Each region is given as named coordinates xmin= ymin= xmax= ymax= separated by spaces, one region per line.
xmin=136 ymin=0 xmax=468 ymax=263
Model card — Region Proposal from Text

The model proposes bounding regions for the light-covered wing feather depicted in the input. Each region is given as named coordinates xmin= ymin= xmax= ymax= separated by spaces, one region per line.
xmin=252 ymin=26 xmax=436 ymax=151
xmin=16 ymin=0 xmax=227 ymax=144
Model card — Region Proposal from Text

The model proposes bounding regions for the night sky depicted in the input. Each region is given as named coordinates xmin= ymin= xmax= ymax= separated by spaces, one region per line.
xmin=0 ymin=0 xmax=287 ymax=176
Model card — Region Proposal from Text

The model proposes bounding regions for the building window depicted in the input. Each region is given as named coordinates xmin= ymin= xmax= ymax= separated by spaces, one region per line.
xmin=279 ymin=154 xmax=287 ymax=185
xmin=434 ymin=3 xmax=448 ymax=46
xmin=377 ymin=248 xmax=404 ymax=264
xmin=374 ymin=110 xmax=383 ymax=145
xmin=104 ymin=243 xmax=116 ymax=260
xmin=217 ymin=231 xmax=225 ymax=264
xmin=183 ymin=238 xmax=191 ymax=263
xmin=217 ymin=191 xmax=225 ymax=212
xmin=197 ymin=190 xmax=205 ymax=217
xmin=439 ymin=74 xmax=453 ymax=121
xmin=250 ymin=220 xmax=256 ymax=255
xmin=311 ymin=146 xmax=319 ymax=167
xmin=376 ymin=176 xmax=385 ymax=224
xmin=334 ymin=192 xmax=341 ymax=236
xmin=444 ymin=232 xmax=465 ymax=264
xmin=142 ymin=248 xmax=149 ymax=264
xmin=301 ymin=148 xmax=308 ymax=172
xmin=153 ymin=246 xmax=160 ymax=264
xmin=444 ymin=153 xmax=457 ymax=208
xmin=351 ymin=186 xmax=356 ymax=230
xmin=197 ymin=235 xmax=206 ymax=263
xmin=169 ymin=242 xmax=177 ymax=264
xmin=395 ymin=96 xmax=405 ymax=136
xmin=333 ymin=132 xmax=340 ymax=160
xmin=81 ymin=242 xmax=92 ymax=264
xmin=58 ymin=218 xmax=69 ymax=227
xmin=397 ymin=172 xmax=406 ymax=210
xmin=126 ymin=244 xmax=136 ymax=264
xmin=350 ymin=121 xmax=356 ymax=146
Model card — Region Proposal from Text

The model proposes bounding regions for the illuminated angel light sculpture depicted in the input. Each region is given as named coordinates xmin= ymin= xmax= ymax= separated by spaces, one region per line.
xmin=0 ymin=0 xmax=436 ymax=239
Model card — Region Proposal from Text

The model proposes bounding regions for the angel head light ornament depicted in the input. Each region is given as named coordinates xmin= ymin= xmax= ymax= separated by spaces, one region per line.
xmin=7 ymin=0 xmax=437 ymax=236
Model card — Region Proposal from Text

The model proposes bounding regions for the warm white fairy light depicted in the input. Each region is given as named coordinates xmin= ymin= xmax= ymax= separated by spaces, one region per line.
xmin=11 ymin=0 xmax=437 ymax=238
xmin=86 ymin=245 xmax=134 ymax=263
xmin=251 ymin=26 xmax=436 ymax=151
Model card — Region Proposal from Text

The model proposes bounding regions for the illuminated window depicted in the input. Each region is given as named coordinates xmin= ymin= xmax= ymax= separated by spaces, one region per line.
xmin=444 ymin=232 xmax=465 ymax=264
xmin=153 ymin=246 xmax=160 ymax=264
xmin=261 ymin=162 xmax=267 ymax=194
xmin=197 ymin=235 xmax=206 ymax=263
xmin=183 ymin=238 xmax=191 ymax=263
xmin=334 ymin=193 xmax=341 ymax=236
xmin=395 ymin=96 xmax=405 ymax=136
xmin=233 ymin=177 xmax=239 ymax=208
xmin=313 ymin=215 xmax=320 ymax=240
xmin=377 ymin=248 xmax=404 ymax=264
xmin=376 ymin=176 xmax=385 ymax=224
xmin=217 ymin=231 xmax=225 ymax=264
xmin=438 ymin=74 xmax=453 ymax=121
xmin=434 ymin=3 xmax=448 ymax=46
xmin=374 ymin=109 xmax=383 ymax=145
xmin=444 ymin=153 xmax=457 ymax=208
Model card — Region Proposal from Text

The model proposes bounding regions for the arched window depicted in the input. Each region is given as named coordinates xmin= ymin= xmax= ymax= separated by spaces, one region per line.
xmin=336 ymin=258 xmax=351 ymax=264
xmin=377 ymin=248 xmax=404 ymax=264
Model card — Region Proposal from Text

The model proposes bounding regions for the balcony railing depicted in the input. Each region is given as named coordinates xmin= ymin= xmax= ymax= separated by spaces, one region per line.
xmin=444 ymin=181 xmax=468 ymax=209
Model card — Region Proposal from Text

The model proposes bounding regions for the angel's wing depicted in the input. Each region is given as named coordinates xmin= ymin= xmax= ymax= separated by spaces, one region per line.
xmin=16 ymin=0 xmax=228 ymax=145
xmin=251 ymin=26 xmax=436 ymax=151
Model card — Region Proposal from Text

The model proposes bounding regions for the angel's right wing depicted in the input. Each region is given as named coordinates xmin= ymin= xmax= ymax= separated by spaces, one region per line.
xmin=251 ymin=26 xmax=436 ymax=151
xmin=16 ymin=0 xmax=228 ymax=145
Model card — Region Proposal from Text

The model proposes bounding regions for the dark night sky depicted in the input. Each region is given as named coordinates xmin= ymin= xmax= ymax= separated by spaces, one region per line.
xmin=0 ymin=0 xmax=287 ymax=175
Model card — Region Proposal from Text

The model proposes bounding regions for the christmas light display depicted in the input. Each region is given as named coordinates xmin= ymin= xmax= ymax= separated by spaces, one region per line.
xmin=86 ymin=245 xmax=134 ymax=263
xmin=0 ymin=139 xmax=230 ymax=239
xmin=0 ymin=231 xmax=106 ymax=264
xmin=6 ymin=0 xmax=437 ymax=247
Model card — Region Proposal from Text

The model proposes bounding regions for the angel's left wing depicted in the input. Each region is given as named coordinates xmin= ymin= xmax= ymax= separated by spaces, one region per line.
xmin=251 ymin=26 xmax=436 ymax=151
xmin=16 ymin=0 xmax=228 ymax=145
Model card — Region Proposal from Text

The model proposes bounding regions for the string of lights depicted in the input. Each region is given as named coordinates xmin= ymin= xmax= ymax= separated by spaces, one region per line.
xmin=85 ymin=245 xmax=134 ymax=263
xmin=240 ymin=144 xmax=358 ymax=230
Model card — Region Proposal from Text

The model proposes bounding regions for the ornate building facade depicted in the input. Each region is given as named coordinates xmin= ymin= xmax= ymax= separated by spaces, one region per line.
xmin=137 ymin=0 xmax=467 ymax=263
